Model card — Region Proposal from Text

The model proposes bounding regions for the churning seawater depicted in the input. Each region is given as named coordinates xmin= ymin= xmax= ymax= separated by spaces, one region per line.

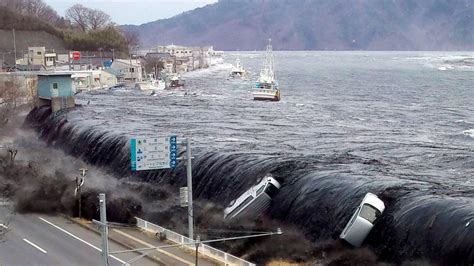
xmin=31 ymin=52 xmax=474 ymax=263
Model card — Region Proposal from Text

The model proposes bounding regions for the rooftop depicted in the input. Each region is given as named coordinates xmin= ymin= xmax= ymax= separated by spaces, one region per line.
xmin=38 ymin=73 xmax=72 ymax=77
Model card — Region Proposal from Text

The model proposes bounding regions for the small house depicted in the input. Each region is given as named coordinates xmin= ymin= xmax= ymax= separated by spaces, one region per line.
xmin=28 ymin=47 xmax=46 ymax=65
xmin=111 ymin=59 xmax=143 ymax=85
xmin=36 ymin=73 xmax=75 ymax=112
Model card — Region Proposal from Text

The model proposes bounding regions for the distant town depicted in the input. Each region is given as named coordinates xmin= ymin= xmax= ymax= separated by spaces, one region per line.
xmin=0 ymin=44 xmax=224 ymax=99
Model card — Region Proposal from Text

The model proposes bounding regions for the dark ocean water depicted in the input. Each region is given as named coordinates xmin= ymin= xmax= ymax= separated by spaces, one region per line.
xmin=30 ymin=52 xmax=474 ymax=264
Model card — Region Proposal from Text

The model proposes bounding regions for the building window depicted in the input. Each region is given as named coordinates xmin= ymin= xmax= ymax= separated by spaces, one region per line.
xmin=130 ymin=68 xmax=135 ymax=73
xmin=37 ymin=51 xmax=42 ymax=55
xmin=52 ymin=83 xmax=58 ymax=89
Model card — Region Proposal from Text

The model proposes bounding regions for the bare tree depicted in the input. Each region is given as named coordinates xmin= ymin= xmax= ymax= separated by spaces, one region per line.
xmin=0 ymin=79 xmax=25 ymax=126
xmin=0 ymin=0 xmax=24 ymax=11
xmin=87 ymin=9 xmax=111 ymax=30
xmin=123 ymin=30 xmax=141 ymax=52
xmin=66 ymin=4 xmax=90 ymax=31
xmin=66 ymin=4 xmax=111 ymax=32
xmin=0 ymin=0 xmax=59 ymax=20
xmin=144 ymin=57 xmax=164 ymax=78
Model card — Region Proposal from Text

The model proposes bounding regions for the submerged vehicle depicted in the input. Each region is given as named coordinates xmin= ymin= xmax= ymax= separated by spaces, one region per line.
xmin=252 ymin=39 xmax=281 ymax=101
xmin=224 ymin=176 xmax=281 ymax=220
xmin=230 ymin=58 xmax=248 ymax=78
xmin=340 ymin=192 xmax=385 ymax=247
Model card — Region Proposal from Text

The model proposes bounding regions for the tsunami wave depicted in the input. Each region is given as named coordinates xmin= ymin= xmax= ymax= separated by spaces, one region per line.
xmin=25 ymin=106 xmax=474 ymax=264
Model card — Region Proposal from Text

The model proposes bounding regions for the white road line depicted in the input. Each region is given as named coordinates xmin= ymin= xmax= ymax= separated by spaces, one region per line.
xmin=23 ymin=238 xmax=47 ymax=254
xmin=113 ymin=229 xmax=193 ymax=266
xmin=0 ymin=224 xmax=8 ymax=229
xmin=39 ymin=217 xmax=128 ymax=265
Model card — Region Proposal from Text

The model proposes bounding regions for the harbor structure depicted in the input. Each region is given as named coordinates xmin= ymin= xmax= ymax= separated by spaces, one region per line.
xmin=36 ymin=73 xmax=75 ymax=112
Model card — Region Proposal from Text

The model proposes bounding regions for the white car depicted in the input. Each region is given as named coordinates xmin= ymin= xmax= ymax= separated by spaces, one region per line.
xmin=224 ymin=176 xmax=281 ymax=220
xmin=340 ymin=192 xmax=385 ymax=247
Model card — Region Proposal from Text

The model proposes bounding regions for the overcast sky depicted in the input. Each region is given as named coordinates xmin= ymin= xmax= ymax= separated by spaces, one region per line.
xmin=43 ymin=0 xmax=218 ymax=25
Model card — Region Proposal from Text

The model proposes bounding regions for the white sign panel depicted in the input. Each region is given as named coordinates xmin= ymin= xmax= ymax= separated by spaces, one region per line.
xmin=131 ymin=136 xmax=177 ymax=171
xmin=180 ymin=187 xmax=188 ymax=207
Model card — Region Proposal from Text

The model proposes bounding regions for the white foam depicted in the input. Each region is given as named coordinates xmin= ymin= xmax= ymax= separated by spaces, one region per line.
xmin=462 ymin=129 xmax=474 ymax=138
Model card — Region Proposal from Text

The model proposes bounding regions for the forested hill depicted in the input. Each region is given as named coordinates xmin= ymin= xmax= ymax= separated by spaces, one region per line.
xmin=123 ymin=0 xmax=474 ymax=50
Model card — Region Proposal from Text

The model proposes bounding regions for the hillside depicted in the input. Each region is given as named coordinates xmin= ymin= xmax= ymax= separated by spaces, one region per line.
xmin=0 ymin=6 xmax=67 ymax=60
xmin=0 ymin=6 xmax=129 ymax=62
xmin=123 ymin=0 xmax=474 ymax=50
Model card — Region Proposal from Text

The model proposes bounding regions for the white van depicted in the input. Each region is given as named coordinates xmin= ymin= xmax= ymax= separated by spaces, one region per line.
xmin=340 ymin=192 xmax=385 ymax=247
xmin=224 ymin=176 xmax=281 ymax=220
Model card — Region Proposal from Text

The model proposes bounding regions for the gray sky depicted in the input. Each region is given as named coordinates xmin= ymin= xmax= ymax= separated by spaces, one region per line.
xmin=43 ymin=0 xmax=218 ymax=25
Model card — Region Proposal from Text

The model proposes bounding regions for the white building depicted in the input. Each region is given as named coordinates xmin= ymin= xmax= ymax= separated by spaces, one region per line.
xmin=28 ymin=47 xmax=46 ymax=65
xmin=70 ymin=70 xmax=119 ymax=91
xmin=156 ymin=44 xmax=193 ymax=58
xmin=110 ymin=59 xmax=143 ymax=84
xmin=44 ymin=53 xmax=57 ymax=67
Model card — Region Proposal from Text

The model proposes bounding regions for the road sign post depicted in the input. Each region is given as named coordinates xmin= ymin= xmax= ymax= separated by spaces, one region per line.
xmin=129 ymin=135 xmax=193 ymax=239
xmin=131 ymin=136 xmax=177 ymax=171
xmin=185 ymin=138 xmax=194 ymax=240
xmin=98 ymin=193 xmax=109 ymax=266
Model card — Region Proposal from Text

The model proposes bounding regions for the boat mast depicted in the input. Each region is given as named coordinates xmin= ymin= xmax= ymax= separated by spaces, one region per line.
xmin=266 ymin=39 xmax=274 ymax=81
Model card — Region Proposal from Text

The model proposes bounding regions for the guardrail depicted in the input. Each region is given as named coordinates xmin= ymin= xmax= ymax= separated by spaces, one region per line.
xmin=135 ymin=217 xmax=255 ymax=266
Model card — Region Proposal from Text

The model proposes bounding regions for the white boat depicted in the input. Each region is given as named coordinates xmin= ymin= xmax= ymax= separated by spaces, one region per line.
xmin=223 ymin=176 xmax=281 ymax=220
xmin=230 ymin=58 xmax=248 ymax=78
xmin=135 ymin=74 xmax=166 ymax=91
xmin=253 ymin=39 xmax=281 ymax=101
xmin=166 ymin=73 xmax=185 ymax=88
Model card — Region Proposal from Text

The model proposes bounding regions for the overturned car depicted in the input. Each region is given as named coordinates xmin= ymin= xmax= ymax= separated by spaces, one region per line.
xmin=224 ymin=176 xmax=281 ymax=220
xmin=340 ymin=192 xmax=385 ymax=247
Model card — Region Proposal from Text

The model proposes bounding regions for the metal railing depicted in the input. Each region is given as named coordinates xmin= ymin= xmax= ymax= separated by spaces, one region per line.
xmin=135 ymin=217 xmax=255 ymax=266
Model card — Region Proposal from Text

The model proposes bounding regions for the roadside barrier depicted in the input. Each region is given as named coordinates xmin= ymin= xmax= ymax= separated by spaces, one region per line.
xmin=135 ymin=217 xmax=255 ymax=266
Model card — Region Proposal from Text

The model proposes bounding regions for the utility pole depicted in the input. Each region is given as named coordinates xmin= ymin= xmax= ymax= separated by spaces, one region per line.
xmin=75 ymin=169 xmax=87 ymax=219
xmin=185 ymin=138 xmax=194 ymax=240
xmin=99 ymin=193 xmax=109 ymax=266
xmin=129 ymin=47 xmax=133 ymax=82
xmin=12 ymin=29 xmax=17 ymax=71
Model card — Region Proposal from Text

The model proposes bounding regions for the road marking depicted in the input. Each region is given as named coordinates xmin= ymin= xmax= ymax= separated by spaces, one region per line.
xmin=39 ymin=217 xmax=128 ymax=265
xmin=0 ymin=224 xmax=8 ymax=229
xmin=23 ymin=238 xmax=47 ymax=254
xmin=112 ymin=229 xmax=193 ymax=266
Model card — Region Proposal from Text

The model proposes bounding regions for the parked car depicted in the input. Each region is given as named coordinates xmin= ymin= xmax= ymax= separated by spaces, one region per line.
xmin=224 ymin=176 xmax=281 ymax=220
xmin=340 ymin=192 xmax=385 ymax=247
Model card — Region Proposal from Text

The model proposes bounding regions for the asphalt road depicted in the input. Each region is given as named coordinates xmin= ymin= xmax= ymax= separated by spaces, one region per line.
xmin=0 ymin=205 xmax=218 ymax=266
xmin=0 ymin=210 xmax=160 ymax=266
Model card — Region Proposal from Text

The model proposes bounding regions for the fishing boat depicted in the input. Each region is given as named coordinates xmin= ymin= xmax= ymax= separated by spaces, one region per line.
xmin=135 ymin=74 xmax=166 ymax=91
xmin=253 ymin=39 xmax=281 ymax=101
xmin=230 ymin=58 xmax=248 ymax=78
xmin=165 ymin=73 xmax=185 ymax=89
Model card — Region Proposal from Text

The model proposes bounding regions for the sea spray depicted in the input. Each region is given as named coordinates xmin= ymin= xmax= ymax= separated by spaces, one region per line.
xmin=25 ymin=106 xmax=474 ymax=264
